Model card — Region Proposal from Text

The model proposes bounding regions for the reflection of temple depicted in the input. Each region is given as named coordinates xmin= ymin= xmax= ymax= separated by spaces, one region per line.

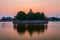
xmin=13 ymin=23 xmax=48 ymax=36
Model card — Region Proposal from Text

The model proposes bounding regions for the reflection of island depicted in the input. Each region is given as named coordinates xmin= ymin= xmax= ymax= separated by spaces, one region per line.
xmin=13 ymin=23 xmax=48 ymax=36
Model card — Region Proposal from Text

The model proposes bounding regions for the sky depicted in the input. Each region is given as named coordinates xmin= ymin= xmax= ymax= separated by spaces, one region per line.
xmin=0 ymin=0 xmax=60 ymax=18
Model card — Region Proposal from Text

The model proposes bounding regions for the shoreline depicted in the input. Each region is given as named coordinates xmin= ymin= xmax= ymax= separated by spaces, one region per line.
xmin=13 ymin=20 xmax=48 ymax=24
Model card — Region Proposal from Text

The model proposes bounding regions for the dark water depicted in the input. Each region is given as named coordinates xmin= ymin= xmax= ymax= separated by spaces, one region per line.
xmin=0 ymin=22 xmax=60 ymax=40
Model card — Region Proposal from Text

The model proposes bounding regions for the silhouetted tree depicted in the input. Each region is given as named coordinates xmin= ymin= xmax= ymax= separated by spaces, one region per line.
xmin=41 ymin=12 xmax=45 ymax=20
xmin=34 ymin=12 xmax=41 ymax=20
xmin=34 ymin=12 xmax=45 ymax=20
xmin=16 ymin=11 xmax=27 ymax=20
xmin=27 ymin=9 xmax=34 ymax=20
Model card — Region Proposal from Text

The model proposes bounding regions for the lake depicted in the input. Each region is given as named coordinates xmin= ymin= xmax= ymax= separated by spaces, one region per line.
xmin=0 ymin=22 xmax=60 ymax=40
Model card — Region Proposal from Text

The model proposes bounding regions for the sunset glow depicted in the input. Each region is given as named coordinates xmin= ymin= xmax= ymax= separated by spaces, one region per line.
xmin=0 ymin=0 xmax=60 ymax=17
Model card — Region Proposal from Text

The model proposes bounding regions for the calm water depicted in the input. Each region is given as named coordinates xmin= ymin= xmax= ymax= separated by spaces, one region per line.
xmin=0 ymin=22 xmax=60 ymax=40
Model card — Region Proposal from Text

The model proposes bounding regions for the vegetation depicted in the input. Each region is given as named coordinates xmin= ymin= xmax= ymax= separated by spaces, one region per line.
xmin=16 ymin=11 xmax=27 ymax=20
xmin=0 ymin=16 xmax=12 ymax=21
xmin=14 ymin=9 xmax=47 ymax=20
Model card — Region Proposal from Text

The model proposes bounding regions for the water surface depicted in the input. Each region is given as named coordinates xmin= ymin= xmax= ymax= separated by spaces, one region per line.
xmin=0 ymin=22 xmax=60 ymax=40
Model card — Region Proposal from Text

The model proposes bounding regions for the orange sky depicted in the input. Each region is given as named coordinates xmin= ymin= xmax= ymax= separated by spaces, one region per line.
xmin=0 ymin=0 xmax=60 ymax=17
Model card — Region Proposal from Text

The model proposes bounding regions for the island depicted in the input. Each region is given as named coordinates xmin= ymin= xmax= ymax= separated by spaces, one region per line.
xmin=13 ymin=9 xmax=48 ymax=24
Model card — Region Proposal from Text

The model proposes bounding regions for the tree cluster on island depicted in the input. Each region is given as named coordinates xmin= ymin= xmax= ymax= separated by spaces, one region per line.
xmin=14 ymin=9 xmax=48 ymax=20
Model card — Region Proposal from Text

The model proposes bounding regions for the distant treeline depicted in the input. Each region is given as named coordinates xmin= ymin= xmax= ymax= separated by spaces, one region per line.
xmin=48 ymin=17 xmax=60 ymax=21
xmin=0 ymin=16 xmax=13 ymax=21
xmin=14 ymin=9 xmax=47 ymax=20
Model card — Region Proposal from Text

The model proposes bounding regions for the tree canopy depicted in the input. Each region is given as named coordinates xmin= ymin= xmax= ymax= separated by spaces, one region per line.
xmin=16 ymin=11 xmax=27 ymax=20
xmin=15 ymin=9 xmax=47 ymax=20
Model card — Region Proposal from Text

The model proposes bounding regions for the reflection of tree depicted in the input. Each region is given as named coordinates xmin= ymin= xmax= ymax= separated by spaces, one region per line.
xmin=27 ymin=24 xmax=47 ymax=35
xmin=13 ymin=23 xmax=26 ymax=34
xmin=13 ymin=23 xmax=48 ymax=36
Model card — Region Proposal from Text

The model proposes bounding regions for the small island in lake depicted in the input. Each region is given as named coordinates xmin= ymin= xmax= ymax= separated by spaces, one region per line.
xmin=13 ymin=9 xmax=48 ymax=24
